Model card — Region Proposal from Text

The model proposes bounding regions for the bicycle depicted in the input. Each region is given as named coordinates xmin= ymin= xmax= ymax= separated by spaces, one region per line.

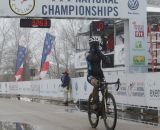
xmin=88 ymin=79 xmax=120 ymax=130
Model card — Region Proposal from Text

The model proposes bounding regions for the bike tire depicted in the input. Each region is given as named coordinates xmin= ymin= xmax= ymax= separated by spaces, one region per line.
xmin=103 ymin=93 xmax=117 ymax=130
xmin=88 ymin=94 xmax=99 ymax=128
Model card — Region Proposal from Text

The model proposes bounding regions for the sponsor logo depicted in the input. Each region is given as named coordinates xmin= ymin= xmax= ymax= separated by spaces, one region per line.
xmin=133 ymin=56 xmax=145 ymax=65
xmin=9 ymin=0 xmax=35 ymax=15
xmin=150 ymin=89 xmax=160 ymax=98
xmin=135 ymin=41 xmax=142 ymax=49
xmin=135 ymin=31 xmax=144 ymax=37
xmin=128 ymin=0 xmax=139 ymax=10
xmin=132 ymin=21 xmax=144 ymax=37
xmin=127 ymin=82 xmax=135 ymax=96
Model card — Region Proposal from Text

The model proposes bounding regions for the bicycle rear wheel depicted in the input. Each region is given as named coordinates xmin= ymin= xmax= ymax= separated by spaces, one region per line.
xmin=88 ymin=94 xmax=99 ymax=128
xmin=103 ymin=93 xmax=117 ymax=130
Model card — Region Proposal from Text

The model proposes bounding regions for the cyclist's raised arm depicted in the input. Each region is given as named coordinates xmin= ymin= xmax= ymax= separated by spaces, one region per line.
xmin=97 ymin=49 xmax=111 ymax=65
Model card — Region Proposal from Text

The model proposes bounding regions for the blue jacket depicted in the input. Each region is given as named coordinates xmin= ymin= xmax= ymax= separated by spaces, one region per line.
xmin=61 ymin=74 xmax=70 ymax=87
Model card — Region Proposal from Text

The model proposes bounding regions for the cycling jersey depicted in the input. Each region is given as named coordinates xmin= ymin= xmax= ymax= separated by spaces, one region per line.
xmin=86 ymin=48 xmax=110 ymax=81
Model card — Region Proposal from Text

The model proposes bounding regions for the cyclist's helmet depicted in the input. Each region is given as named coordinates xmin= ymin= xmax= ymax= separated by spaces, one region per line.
xmin=89 ymin=37 xmax=99 ymax=48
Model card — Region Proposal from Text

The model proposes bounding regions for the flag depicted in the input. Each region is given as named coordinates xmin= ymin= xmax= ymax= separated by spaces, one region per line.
xmin=41 ymin=61 xmax=49 ymax=71
xmin=15 ymin=46 xmax=26 ymax=81
xmin=40 ymin=33 xmax=55 ymax=70
xmin=39 ymin=61 xmax=49 ymax=79
xmin=40 ymin=33 xmax=55 ymax=79
xmin=15 ymin=64 xmax=24 ymax=81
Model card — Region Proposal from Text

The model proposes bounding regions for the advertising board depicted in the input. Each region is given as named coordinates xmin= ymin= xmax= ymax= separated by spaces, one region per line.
xmin=0 ymin=0 xmax=146 ymax=19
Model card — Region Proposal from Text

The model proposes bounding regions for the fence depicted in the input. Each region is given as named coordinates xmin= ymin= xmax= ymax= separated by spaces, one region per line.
xmin=0 ymin=72 xmax=160 ymax=109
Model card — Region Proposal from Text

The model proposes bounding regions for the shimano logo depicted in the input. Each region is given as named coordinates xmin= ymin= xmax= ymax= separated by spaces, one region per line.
xmin=128 ymin=0 xmax=139 ymax=10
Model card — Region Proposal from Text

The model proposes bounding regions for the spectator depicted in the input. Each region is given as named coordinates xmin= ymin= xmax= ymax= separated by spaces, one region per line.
xmin=61 ymin=71 xmax=71 ymax=106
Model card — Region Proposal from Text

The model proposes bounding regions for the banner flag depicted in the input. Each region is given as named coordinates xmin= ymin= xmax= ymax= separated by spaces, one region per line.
xmin=41 ymin=61 xmax=49 ymax=71
xmin=40 ymin=33 xmax=55 ymax=71
xmin=39 ymin=61 xmax=49 ymax=79
xmin=15 ymin=46 xmax=26 ymax=81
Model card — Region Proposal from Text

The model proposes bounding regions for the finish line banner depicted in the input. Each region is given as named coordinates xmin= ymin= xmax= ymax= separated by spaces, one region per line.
xmin=0 ymin=0 xmax=146 ymax=19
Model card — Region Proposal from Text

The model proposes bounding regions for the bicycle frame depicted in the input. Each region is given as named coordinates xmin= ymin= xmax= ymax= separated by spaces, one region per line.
xmin=97 ymin=78 xmax=120 ymax=107
xmin=97 ymin=83 xmax=108 ymax=116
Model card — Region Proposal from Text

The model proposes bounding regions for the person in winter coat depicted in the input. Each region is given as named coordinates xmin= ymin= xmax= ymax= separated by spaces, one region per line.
xmin=61 ymin=71 xmax=70 ymax=106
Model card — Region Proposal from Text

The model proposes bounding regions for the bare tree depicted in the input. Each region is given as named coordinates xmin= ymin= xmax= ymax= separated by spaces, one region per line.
xmin=0 ymin=19 xmax=11 ymax=65
xmin=56 ymin=19 xmax=90 ymax=74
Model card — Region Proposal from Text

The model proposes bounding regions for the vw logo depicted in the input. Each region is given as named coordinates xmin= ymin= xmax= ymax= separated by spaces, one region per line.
xmin=128 ymin=0 xmax=139 ymax=10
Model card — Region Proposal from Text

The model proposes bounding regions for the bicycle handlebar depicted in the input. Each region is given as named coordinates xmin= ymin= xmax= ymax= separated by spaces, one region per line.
xmin=116 ymin=78 xmax=120 ymax=91
xmin=100 ymin=78 xmax=120 ymax=91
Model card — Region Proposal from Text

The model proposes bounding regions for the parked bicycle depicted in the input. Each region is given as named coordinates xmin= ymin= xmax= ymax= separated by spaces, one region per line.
xmin=88 ymin=78 xmax=120 ymax=130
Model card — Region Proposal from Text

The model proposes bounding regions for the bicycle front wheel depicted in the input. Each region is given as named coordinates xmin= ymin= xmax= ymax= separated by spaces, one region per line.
xmin=103 ymin=93 xmax=117 ymax=130
xmin=88 ymin=94 xmax=99 ymax=128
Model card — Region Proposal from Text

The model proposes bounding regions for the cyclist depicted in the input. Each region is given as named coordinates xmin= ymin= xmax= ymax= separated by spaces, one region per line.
xmin=86 ymin=36 xmax=111 ymax=109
